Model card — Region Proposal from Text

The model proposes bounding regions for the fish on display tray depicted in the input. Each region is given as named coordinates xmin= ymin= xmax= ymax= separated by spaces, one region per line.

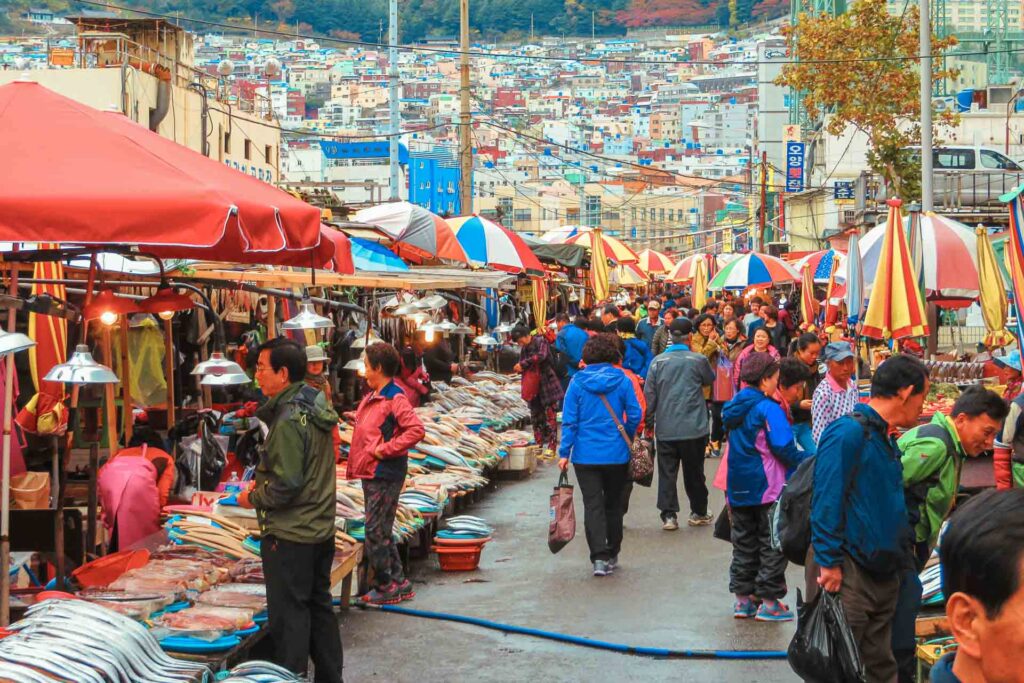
xmin=196 ymin=590 xmax=267 ymax=611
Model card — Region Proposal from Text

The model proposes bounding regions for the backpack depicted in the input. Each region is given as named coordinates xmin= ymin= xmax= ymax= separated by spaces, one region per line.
xmin=550 ymin=347 xmax=570 ymax=382
xmin=902 ymin=423 xmax=958 ymax=533
xmin=771 ymin=412 xmax=871 ymax=566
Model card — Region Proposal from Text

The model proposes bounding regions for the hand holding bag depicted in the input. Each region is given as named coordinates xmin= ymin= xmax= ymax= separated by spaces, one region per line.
xmin=598 ymin=394 xmax=654 ymax=487
xmin=548 ymin=471 xmax=576 ymax=554
xmin=521 ymin=367 xmax=541 ymax=402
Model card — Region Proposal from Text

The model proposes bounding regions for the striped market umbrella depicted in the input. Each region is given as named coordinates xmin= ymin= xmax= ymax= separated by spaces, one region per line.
xmin=692 ymin=258 xmax=709 ymax=310
xmin=589 ymin=228 xmax=611 ymax=301
xmin=791 ymin=249 xmax=847 ymax=283
xmin=611 ymin=262 xmax=648 ymax=288
xmin=562 ymin=230 xmax=639 ymax=264
xmin=539 ymin=225 xmax=586 ymax=243
xmin=976 ymin=226 xmax=1013 ymax=348
xmin=1002 ymin=184 xmax=1024 ymax=341
xmin=860 ymin=212 xmax=979 ymax=305
xmin=800 ymin=258 xmax=820 ymax=331
xmin=708 ymin=252 xmax=800 ymax=291
xmin=666 ymin=254 xmax=711 ymax=283
xmin=846 ymin=234 xmax=866 ymax=328
xmin=637 ymin=248 xmax=676 ymax=275
xmin=354 ymin=201 xmax=468 ymax=264
xmin=350 ymin=237 xmax=409 ymax=272
xmin=862 ymin=200 xmax=929 ymax=340
xmin=446 ymin=215 xmax=545 ymax=275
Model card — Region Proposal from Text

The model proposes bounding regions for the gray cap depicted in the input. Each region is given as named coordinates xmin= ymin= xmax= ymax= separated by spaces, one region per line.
xmin=822 ymin=341 xmax=854 ymax=363
xmin=306 ymin=345 xmax=328 ymax=362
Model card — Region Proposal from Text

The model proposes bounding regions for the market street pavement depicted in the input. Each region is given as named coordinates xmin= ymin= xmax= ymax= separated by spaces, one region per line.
xmin=342 ymin=458 xmax=802 ymax=682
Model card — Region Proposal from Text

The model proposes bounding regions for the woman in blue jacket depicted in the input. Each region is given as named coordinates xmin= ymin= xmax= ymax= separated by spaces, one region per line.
xmin=722 ymin=352 xmax=806 ymax=622
xmin=559 ymin=334 xmax=643 ymax=577
xmin=616 ymin=316 xmax=653 ymax=379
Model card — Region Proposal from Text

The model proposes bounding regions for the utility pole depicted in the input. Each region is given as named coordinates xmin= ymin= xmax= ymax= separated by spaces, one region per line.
xmin=388 ymin=0 xmax=400 ymax=201
xmin=758 ymin=151 xmax=767 ymax=252
xmin=253 ymin=13 xmax=258 ymax=39
xmin=591 ymin=11 xmax=596 ymax=41
xmin=458 ymin=0 xmax=473 ymax=215
xmin=530 ymin=13 xmax=534 ymax=42
xmin=920 ymin=0 xmax=934 ymax=211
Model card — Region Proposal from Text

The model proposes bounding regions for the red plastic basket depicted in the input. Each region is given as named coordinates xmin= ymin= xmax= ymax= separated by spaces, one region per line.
xmin=432 ymin=544 xmax=486 ymax=571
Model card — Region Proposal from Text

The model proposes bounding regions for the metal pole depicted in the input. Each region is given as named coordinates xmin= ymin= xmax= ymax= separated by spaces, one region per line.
xmin=920 ymin=0 xmax=934 ymax=211
xmin=458 ymin=0 xmax=473 ymax=215
xmin=759 ymin=151 xmax=768 ymax=252
xmin=0 ymin=255 xmax=18 ymax=626
xmin=388 ymin=0 xmax=400 ymax=201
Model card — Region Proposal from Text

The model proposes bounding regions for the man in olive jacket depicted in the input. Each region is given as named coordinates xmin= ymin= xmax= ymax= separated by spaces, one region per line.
xmin=238 ymin=337 xmax=343 ymax=683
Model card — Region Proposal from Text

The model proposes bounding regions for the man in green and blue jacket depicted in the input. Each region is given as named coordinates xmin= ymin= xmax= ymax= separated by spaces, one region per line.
xmin=890 ymin=387 xmax=1008 ymax=683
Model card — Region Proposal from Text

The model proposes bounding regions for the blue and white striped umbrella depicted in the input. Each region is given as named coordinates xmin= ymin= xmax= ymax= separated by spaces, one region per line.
xmin=350 ymin=237 xmax=408 ymax=272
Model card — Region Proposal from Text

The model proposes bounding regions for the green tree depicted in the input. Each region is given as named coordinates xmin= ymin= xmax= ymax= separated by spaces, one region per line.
xmin=776 ymin=0 xmax=957 ymax=200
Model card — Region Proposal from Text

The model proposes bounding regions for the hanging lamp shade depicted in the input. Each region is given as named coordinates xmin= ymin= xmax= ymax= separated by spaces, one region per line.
xmin=82 ymin=288 xmax=141 ymax=321
xmin=43 ymin=344 xmax=118 ymax=384
xmin=192 ymin=351 xmax=246 ymax=377
xmin=343 ymin=357 xmax=366 ymax=374
xmin=473 ymin=335 xmax=500 ymax=346
xmin=138 ymin=286 xmax=194 ymax=317
xmin=351 ymin=331 xmax=386 ymax=349
xmin=450 ymin=324 xmax=474 ymax=335
xmin=0 ymin=329 xmax=35 ymax=356
xmin=200 ymin=371 xmax=251 ymax=386
xmin=281 ymin=300 xmax=332 ymax=330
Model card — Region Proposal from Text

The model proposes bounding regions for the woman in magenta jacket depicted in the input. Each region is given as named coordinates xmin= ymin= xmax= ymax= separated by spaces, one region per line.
xmin=348 ymin=343 xmax=425 ymax=606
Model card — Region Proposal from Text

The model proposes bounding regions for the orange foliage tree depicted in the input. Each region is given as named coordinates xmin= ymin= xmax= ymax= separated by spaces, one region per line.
xmin=776 ymin=0 xmax=958 ymax=200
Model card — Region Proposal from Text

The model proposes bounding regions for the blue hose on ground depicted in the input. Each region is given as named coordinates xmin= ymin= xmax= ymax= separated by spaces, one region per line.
xmin=357 ymin=603 xmax=789 ymax=660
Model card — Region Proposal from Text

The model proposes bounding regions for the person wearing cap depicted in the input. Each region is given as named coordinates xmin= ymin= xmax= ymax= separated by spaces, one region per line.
xmin=616 ymin=316 xmax=653 ymax=379
xmin=811 ymin=341 xmax=860 ymax=444
xmin=644 ymin=317 xmax=716 ymax=530
xmin=994 ymin=350 xmax=1023 ymax=403
xmin=723 ymin=352 xmax=806 ymax=622
xmin=305 ymin=344 xmax=333 ymax=404
xmin=636 ymin=298 xmax=662 ymax=350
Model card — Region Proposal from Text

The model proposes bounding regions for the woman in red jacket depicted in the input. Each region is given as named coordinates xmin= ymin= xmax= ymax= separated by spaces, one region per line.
xmin=349 ymin=343 xmax=426 ymax=606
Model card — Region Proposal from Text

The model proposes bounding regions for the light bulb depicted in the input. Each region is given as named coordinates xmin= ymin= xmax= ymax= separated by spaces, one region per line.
xmin=99 ymin=311 xmax=119 ymax=326
xmin=424 ymin=327 xmax=435 ymax=342
xmin=357 ymin=365 xmax=366 ymax=377
xmin=158 ymin=310 xmax=175 ymax=321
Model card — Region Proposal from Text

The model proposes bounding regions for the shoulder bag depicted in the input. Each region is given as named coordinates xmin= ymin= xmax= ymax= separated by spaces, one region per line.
xmin=598 ymin=393 xmax=654 ymax=487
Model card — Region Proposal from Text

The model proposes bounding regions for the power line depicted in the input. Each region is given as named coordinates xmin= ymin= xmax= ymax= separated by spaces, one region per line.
xmin=206 ymin=101 xmax=451 ymax=139
xmin=73 ymin=0 xmax=1024 ymax=68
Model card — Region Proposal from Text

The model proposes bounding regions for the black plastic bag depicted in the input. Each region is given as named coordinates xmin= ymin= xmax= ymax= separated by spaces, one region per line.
xmin=788 ymin=589 xmax=866 ymax=683
xmin=713 ymin=503 xmax=732 ymax=543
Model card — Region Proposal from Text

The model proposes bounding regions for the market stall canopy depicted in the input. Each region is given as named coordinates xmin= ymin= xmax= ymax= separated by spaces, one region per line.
xmin=976 ymin=226 xmax=1014 ymax=348
xmin=611 ymin=262 xmax=647 ymax=287
xmin=446 ymin=215 xmax=544 ymax=275
xmin=637 ymin=249 xmax=675 ymax=276
xmin=561 ymin=230 xmax=639 ymax=264
xmin=859 ymin=213 xmax=979 ymax=305
xmin=789 ymin=249 xmax=847 ymax=284
xmin=350 ymin=237 xmax=409 ymax=272
xmin=353 ymin=202 xmax=469 ymax=264
xmin=862 ymin=200 xmax=929 ymax=340
xmin=0 ymin=80 xmax=322 ymax=262
xmin=667 ymin=253 xmax=711 ymax=284
xmin=708 ymin=252 xmax=799 ymax=290
xmin=520 ymin=236 xmax=587 ymax=269
xmin=272 ymin=225 xmax=354 ymax=274
xmin=538 ymin=225 xmax=587 ymax=243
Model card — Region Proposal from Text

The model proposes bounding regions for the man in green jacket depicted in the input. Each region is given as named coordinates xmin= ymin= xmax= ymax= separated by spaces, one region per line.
xmin=237 ymin=337 xmax=343 ymax=683
xmin=891 ymin=386 xmax=1007 ymax=683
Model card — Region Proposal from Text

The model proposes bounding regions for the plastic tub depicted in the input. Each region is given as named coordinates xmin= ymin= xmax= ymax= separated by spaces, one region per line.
xmin=433 ymin=543 xmax=486 ymax=571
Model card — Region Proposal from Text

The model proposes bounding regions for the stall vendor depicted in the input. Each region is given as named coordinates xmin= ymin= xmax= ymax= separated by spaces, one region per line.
xmin=994 ymin=350 xmax=1023 ymax=403
xmin=305 ymin=344 xmax=333 ymax=404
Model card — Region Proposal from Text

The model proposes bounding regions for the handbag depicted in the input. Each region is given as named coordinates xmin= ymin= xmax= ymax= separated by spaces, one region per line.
xmin=598 ymin=394 xmax=654 ymax=487
xmin=548 ymin=471 xmax=576 ymax=553
xmin=713 ymin=503 xmax=732 ymax=543
xmin=714 ymin=354 xmax=735 ymax=402
xmin=521 ymin=367 xmax=541 ymax=402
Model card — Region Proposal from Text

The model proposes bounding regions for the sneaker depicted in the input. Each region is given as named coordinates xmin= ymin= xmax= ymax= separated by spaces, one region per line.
xmin=359 ymin=582 xmax=402 ymax=606
xmin=662 ymin=515 xmax=679 ymax=531
xmin=733 ymin=597 xmax=757 ymax=619
xmin=688 ymin=513 xmax=714 ymax=527
xmin=593 ymin=560 xmax=610 ymax=577
xmin=397 ymin=579 xmax=416 ymax=602
xmin=755 ymin=600 xmax=795 ymax=622
xmin=607 ymin=556 xmax=618 ymax=573
xmin=708 ymin=442 xmax=722 ymax=458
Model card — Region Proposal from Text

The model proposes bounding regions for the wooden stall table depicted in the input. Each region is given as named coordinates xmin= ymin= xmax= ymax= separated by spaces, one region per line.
xmin=330 ymin=544 xmax=363 ymax=611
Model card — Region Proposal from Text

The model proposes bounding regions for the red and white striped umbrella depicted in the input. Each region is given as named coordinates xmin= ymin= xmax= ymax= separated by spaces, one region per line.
xmin=637 ymin=249 xmax=675 ymax=275
xmin=666 ymin=254 xmax=711 ymax=283
xmin=354 ymin=201 xmax=468 ymax=264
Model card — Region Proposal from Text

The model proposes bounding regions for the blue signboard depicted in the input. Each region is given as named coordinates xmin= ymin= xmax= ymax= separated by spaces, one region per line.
xmin=785 ymin=141 xmax=805 ymax=193
xmin=833 ymin=180 xmax=855 ymax=200
xmin=319 ymin=141 xmax=409 ymax=163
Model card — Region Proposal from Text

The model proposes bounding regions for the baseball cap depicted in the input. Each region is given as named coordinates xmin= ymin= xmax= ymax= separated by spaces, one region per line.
xmin=669 ymin=318 xmax=693 ymax=337
xmin=822 ymin=341 xmax=855 ymax=363
xmin=647 ymin=299 xmax=661 ymax=309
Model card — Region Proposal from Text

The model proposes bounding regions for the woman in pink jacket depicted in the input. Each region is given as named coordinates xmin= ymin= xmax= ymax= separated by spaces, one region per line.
xmin=349 ymin=343 xmax=425 ymax=606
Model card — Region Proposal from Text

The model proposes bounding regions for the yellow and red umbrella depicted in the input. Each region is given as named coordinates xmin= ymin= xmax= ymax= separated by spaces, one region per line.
xmin=589 ymin=228 xmax=611 ymax=302
xmin=976 ymin=226 xmax=1013 ymax=348
xmin=862 ymin=199 xmax=929 ymax=340
xmin=562 ymin=230 xmax=639 ymax=264
xmin=692 ymin=258 xmax=709 ymax=310
xmin=800 ymin=258 xmax=820 ymax=332
xmin=637 ymin=248 xmax=675 ymax=275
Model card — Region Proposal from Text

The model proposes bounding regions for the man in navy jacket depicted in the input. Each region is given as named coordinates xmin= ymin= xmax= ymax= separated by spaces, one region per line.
xmin=807 ymin=354 xmax=929 ymax=683
xmin=554 ymin=314 xmax=588 ymax=381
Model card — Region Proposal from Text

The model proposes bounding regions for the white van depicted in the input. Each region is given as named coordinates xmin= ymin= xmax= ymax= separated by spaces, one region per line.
xmin=905 ymin=146 xmax=1024 ymax=206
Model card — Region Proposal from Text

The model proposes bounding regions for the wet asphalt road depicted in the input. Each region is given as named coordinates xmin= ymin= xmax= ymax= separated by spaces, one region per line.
xmin=341 ymin=458 xmax=802 ymax=682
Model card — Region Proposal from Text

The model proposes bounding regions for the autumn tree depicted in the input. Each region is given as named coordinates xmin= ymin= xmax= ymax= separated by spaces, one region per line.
xmin=776 ymin=0 xmax=957 ymax=201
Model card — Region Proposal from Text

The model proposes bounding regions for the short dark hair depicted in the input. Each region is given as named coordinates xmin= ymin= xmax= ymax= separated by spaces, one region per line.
xmin=511 ymin=325 xmax=531 ymax=341
xmin=740 ymin=351 xmax=779 ymax=386
xmin=616 ymin=316 xmax=637 ymax=334
xmin=694 ymin=313 xmax=717 ymax=331
xmin=663 ymin=308 xmax=679 ymax=322
xmin=555 ymin=313 xmax=571 ymax=324
xmin=795 ymin=332 xmax=821 ymax=352
xmin=364 ymin=342 xmax=401 ymax=378
xmin=779 ymin=357 xmax=811 ymax=389
xmin=723 ymin=317 xmax=745 ymax=336
xmin=582 ymin=333 xmax=622 ymax=365
xmin=585 ymin=317 xmax=605 ymax=332
xmin=763 ymin=306 xmax=779 ymax=322
xmin=951 ymin=386 xmax=1010 ymax=421
xmin=602 ymin=304 xmax=620 ymax=318
xmin=870 ymin=354 xmax=929 ymax=398
xmin=941 ymin=489 xmax=1024 ymax=619
xmin=257 ymin=337 xmax=306 ymax=383
xmin=749 ymin=296 xmax=764 ymax=307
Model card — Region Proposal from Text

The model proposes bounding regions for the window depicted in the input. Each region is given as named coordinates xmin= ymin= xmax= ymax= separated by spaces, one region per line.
xmin=447 ymin=181 xmax=455 ymax=193
xmin=224 ymin=131 xmax=231 ymax=154
xmin=513 ymin=208 xmax=532 ymax=223
xmin=934 ymin=149 xmax=975 ymax=170
xmin=265 ymin=145 xmax=273 ymax=165
xmin=981 ymin=149 xmax=1020 ymax=170
xmin=244 ymin=139 xmax=252 ymax=160
xmin=585 ymin=195 xmax=601 ymax=226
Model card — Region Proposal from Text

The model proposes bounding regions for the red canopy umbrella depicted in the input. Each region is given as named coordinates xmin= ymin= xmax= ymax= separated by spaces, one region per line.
xmin=270 ymin=226 xmax=354 ymax=274
xmin=0 ymin=80 xmax=321 ymax=262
